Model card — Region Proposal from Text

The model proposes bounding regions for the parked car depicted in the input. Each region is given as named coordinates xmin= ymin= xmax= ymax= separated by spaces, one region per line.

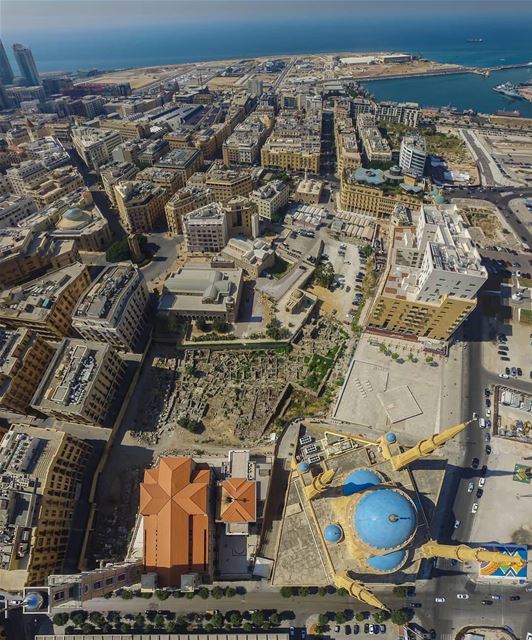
xmin=486 ymin=445 xmax=492 ymax=455
xmin=517 ymin=367 xmax=522 ymax=376
xmin=472 ymin=502 xmax=479 ymax=514
xmin=471 ymin=457 xmax=479 ymax=469
xmin=435 ymin=597 xmax=445 ymax=603
xmin=457 ymin=593 xmax=469 ymax=599
xmin=482 ymin=600 xmax=493 ymax=605
xmin=476 ymin=488 xmax=483 ymax=499
xmin=467 ymin=482 xmax=474 ymax=492
xmin=491 ymin=594 xmax=501 ymax=600
xmin=479 ymin=477 xmax=486 ymax=487
xmin=353 ymin=624 xmax=360 ymax=634
xmin=481 ymin=464 xmax=488 ymax=475
xmin=454 ymin=519 xmax=461 ymax=529
xmin=510 ymin=596 xmax=520 ymax=601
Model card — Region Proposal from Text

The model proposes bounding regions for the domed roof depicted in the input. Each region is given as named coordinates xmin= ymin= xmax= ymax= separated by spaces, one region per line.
xmin=23 ymin=591 xmax=44 ymax=611
xmin=298 ymin=462 xmax=310 ymax=473
xmin=342 ymin=469 xmax=381 ymax=496
xmin=353 ymin=488 xmax=416 ymax=550
xmin=58 ymin=207 xmax=90 ymax=229
xmin=386 ymin=432 xmax=397 ymax=443
xmin=367 ymin=549 xmax=407 ymax=573
xmin=324 ymin=523 xmax=343 ymax=543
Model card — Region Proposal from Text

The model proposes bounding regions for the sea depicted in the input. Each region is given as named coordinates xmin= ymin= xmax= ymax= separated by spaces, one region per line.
xmin=3 ymin=12 xmax=532 ymax=116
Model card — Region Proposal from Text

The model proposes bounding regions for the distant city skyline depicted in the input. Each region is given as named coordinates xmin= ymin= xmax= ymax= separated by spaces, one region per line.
xmin=2 ymin=0 xmax=531 ymax=34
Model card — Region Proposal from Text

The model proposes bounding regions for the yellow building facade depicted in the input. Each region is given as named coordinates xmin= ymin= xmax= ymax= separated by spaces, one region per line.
xmin=340 ymin=180 xmax=420 ymax=219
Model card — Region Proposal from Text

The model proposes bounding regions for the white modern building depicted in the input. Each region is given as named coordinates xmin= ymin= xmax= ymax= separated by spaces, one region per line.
xmin=399 ymin=135 xmax=427 ymax=178
xmin=183 ymin=203 xmax=229 ymax=254
xmin=250 ymin=179 xmax=290 ymax=221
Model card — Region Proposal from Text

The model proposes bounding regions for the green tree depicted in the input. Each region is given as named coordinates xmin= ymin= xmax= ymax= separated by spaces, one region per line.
xmin=337 ymin=587 xmax=348 ymax=597
xmin=70 ymin=611 xmax=87 ymax=626
xmin=120 ymin=589 xmax=133 ymax=599
xmin=120 ymin=623 xmax=131 ymax=633
xmin=390 ymin=609 xmax=409 ymax=625
xmin=372 ymin=610 xmax=386 ymax=623
xmin=280 ymin=586 xmax=293 ymax=598
xmin=230 ymin=613 xmax=242 ymax=627
xmin=212 ymin=317 xmax=229 ymax=333
xmin=175 ymin=615 xmax=187 ymax=628
xmin=379 ymin=343 xmax=387 ymax=353
xmin=88 ymin=612 xmax=105 ymax=627
xmin=266 ymin=318 xmax=290 ymax=340
xmin=318 ymin=586 xmax=327 ymax=597
xmin=154 ymin=614 xmax=165 ymax=628
xmin=315 ymin=625 xmax=326 ymax=634
xmin=392 ymin=586 xmax=409 ymax=597
xmin=211 ymin=613 xmax=224 ymax=628
xmin=225 ymin=586 xmax=237 ymax=597
xmin=425 ymin=355 xmax=434 ymax=364
xmin=391 ymin=352 xmax=400 ymax=360
xmin=155 ymin=589 xmax=170 ymax=600
xmin=269 ymin=613 xmax=281 ymax=626
xmin=211 ymin=586 xmax=224 ymax=599
xmin=360 ymin=244 xmax=373 ymax=258
xmin=134 ymin=613 xmax=145 ymax=628
xmin=107 ymin=611 xmax=121 ymax=624
xmin=198 ymin=587 xmax=209 ymax=599
xmin=177 ymin=416 xmax=201 ymax=433
xmin=80 ymin=623 xmax=95 ymax=635
xmin=196 ymin=317 xmax=208 ymax=332
xmin=204 ymin=623 xmax=214 ymax=632
xmin=53 ymin=613 xmax=69 ymax=627
xmin=64 ymin=626 xmax=75 ymax=635
xmin=299 ymin=586 xmax=310 ymax=597
xmin=335 ymin=611 xmax=348 ymax=624
xmin=318 ymin=614 xmax=329 ymax=626
xmin=315 ymin=261 xmax=335 ymax=288
xmin=243 ymin=622 xmax=253 ymax=632
xmin=251 ymin=610 xmax=266 ymax=627
xmin=106 ymin=238 xmax=131 ymax=263
xmin=355 ymin=612 xmax=366 ymax=622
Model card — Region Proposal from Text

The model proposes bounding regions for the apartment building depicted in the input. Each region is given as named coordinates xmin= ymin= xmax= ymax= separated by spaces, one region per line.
xmin=183 ymin=203 xmax=229 ymax=254
xmin=114 ymin=180 xmax=168 ymax=234
xmin=0 ymin=193 xmax=37 ymax=229
xmin=0 ymin=424 xmax=91 ymax=589
xmin=0 ymin=328 xmax=55 ymax=414
xmin=334 ymin=113 xmax=362 ymax=174
xmin=356 ymin=113 xmax=392 ymax=163
xmin=136 ymin=138 xmax=169 ymax=166
xmin=137 ymin=166 xmax=182 ymax=196
xmin=0 ymin=263 xmax=91 ymax=340
xmin=375 ymin=101 xmax=419 ymax=127
xmin=100 ymin=161 xmax=139 ymax=207
xmin=399 ymin=135 xmax=427 ymax=178
xmin=72 ymin=263 xmax=149 ymax=351
xmin=0 ymin=228 xmax=80 ymax=290
xmin=224 ymin=196 xmax=256 ymax=237
xmin=189 ymin=167 xmax=253 ymax=204
xmin=368 ymin=204 xmax=487 ymax=341
xmin=340 ymin=168 xmax=420 ymax=219
xmin=26 ymin=165 xmax=85 ymax=208
xmin=155 ymin=148 xmax=204 ymax=184
xmin=164 ymin=185 xmax=214 ymax=235
xmin=6 ymin=160 xmax=47 ymax=195
xmin=250 ymin=179 xmax=289 ymax=221
xmin=222 ymin=113 xmax=271 ymax=166
xmin=18 ymin=136 xmax=70 ymax=170
xmin=71 ymin=126 xmax=124 ymax=171
xmin=261 ymin=110 xmax=322 ymax=173
xmin=31 ymin=338 xmax=124 ymax=425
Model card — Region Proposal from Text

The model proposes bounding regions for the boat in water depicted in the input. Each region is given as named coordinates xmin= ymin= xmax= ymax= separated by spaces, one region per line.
xmin=493 ymin=82 xmax=523 ymax=99
xmin=466 ymin=37 xmax=484 ymax=43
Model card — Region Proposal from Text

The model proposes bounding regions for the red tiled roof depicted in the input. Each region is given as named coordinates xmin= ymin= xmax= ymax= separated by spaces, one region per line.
xmin=218 ymin=478 xmax=256 ymax=523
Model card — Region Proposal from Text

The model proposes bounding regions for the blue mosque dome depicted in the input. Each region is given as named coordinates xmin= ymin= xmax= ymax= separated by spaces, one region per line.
xmin=367 ymin=549 xmax=407 ymax=573
xmin=386 ymin=432 xmax=397 ymax=443
xmin=298 ymin=462 xmax=310 ymax=473
xmin=23 ymin=591 xmax=44 ymax=611
xmin=324 ymin=523 xmax=344 ymax=543
xmin=342 ymin=469 xmax=381 ymax=496
xmin=353 ymin=488 xmax=416 ymax=550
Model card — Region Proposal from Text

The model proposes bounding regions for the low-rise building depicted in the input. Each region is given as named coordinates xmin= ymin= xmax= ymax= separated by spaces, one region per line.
xmin=25 ymin=165 xmax=85 ymax=208
xmin=72 ymin=263 xmax=149 ymax=351
xmin=0 ymin=263 xmax=91 ymax=340
xmin=0 ymin=327 xmax=55 ymax=414
xmin=71 ymin=126 xmax=124 ymax=171
xmin=100 ymin=161 xmax=139 ymax=207
xmin=20 ymin=190 xmax=112 ymax=252
xmin=0 ymin=424 xmax=91 ymax=589
xmin=0 ymin=193 xmax=37 ymax=229
xmin=115 ymin=180 xmax=168 ymax=233
xmin=294 ymin=177 xmax=323 ymax=205
xmin=158 ymin=262 xmax=243 ymax=323
xmin=250 ymin=179 xmax=290 ymax=221
xmin=368 ymin=204 xmax=487 ymax=341
xmin=0 ymin=227 xmax=80 ymax=290
xmin=222 ymin=113 xmax=271 ymax=166
xmin=137 ymin=165 xmax=182 ymax=195
xmin=164 ymin=185 xmax=214 ymax=235
xmin=139 ymin=456 xmax=214 ymax=589
xmin=31 ymin=338 xmax=124 ymax=425
xmin=155 ymin=148 xmax=203 ymax=184
xmin=6 ymin=160 xmax=47 ymax=195
xmin=221 ymin=237 xmax=275 ymax=277
xmin=183 ymin=203 xmax=228 ymax=254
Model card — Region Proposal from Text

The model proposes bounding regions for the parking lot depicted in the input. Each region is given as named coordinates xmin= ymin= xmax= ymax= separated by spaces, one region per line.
xmin=482 ymin=323 xmax=532 ymax=380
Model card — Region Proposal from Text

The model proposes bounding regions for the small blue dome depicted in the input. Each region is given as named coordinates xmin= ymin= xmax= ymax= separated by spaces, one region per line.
xmin=298 ymin=462 xmax=310 ymax=473
xmin=23 ymin=591 xmax=44 ymax=611
xmin=324 ymin=523 xmax=343 ymax=543
xmin=354 ymin=488 xmax=416 ymax=550
xmin=367 ymin=550 xmax=407 ymax=573
xmin=343 ymin=469 xmax=381 ymax=496
xmin=386 ymin=432 xmax=397 ymax=443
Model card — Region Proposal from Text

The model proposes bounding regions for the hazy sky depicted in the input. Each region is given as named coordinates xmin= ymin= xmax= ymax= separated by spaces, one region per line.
xmin=2 ymin=0 xmax=531 ymax=33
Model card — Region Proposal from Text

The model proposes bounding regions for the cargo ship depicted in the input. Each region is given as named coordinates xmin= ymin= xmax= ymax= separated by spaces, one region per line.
xmin=493 ymin=82 xmax=523 ymax=99
xmin=466 ymin=37 xmax=484 ymax=43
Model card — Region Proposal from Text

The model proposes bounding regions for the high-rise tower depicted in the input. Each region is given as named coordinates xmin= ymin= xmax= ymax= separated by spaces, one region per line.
xmin=0 ymin=40 xmax=14 ymax=84
xmin=13 ymin=43 xmax=41 ymax=86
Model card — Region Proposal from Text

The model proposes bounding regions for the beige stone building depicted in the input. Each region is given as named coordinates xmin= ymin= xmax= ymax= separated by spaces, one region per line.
xmin=100 ymin=161 xmax=138 ymax=207
xmin=356 ymin=113 xmax=392 ymax=163
xmin=164 ymin=185 xmax=214 ymax=235
xmin=294 ymin=177 xmax=323 ymax=205
xmin=0 ymin=424 xmax=91 ymax=589
xmin=155 ymin=148 xmax=204 ymax=185
xmin=71 ymin=126 xmax=124 ymax=171
xmin=31 ymin=338 xmax=124 ymax=425
xmin=188 ymin=167 xmax=253 ymax=204
xmin=224 ymin=196 xmax=256 ymax=238
xmin=368 ymin=204 xmax=487 ymax=341
xmin=137 ymin=166 xmax=182 ymax=196
xmin=0 ymin=193 xmax=37 ymax=229
xmin=0 ymin=263 xmax=91 ymax=340
xmin=0 ymin=328 xmax=55 ymax=414
xmin=26 ymin=165 xmax=84 ymax=208
xmin=115 ymin=180 xmax=169 ymax=234
xmin=222 ymin=113 xmax=271 ymax=166
xmin=183 ymin=203 xmax=229 ymax=255
xmin=72 ymin=263 xmax=149 ymax=351
xmin=250 ymin=179 xmax=290 ymax=221
xmin=221 ymin=237 xmax=275 ymax=278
